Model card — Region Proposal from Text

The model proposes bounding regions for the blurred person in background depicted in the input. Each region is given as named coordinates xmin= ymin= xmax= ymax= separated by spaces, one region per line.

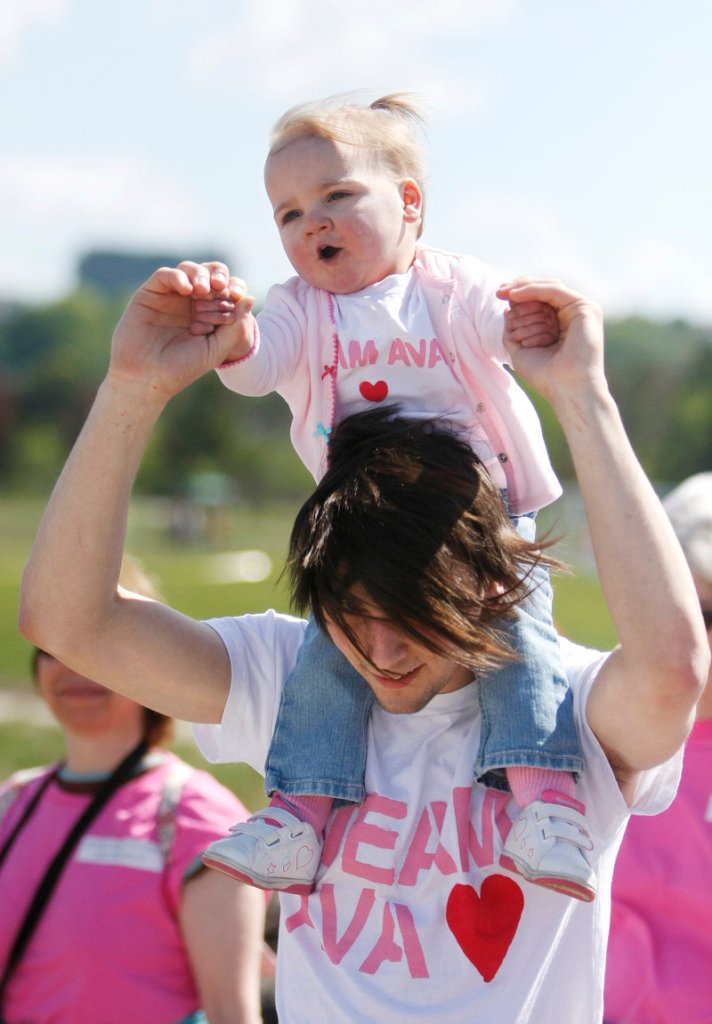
xmin=604 ymin=473 xmax=712 ymax=1023
xmin=0 ymin=559 xmax=267 ymax=1024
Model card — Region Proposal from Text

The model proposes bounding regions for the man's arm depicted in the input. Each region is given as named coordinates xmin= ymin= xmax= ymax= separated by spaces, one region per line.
xmin=498 ymin=279 xmax=709 ymax=797
xmin=19 ymin=262 xmax=253 ymax=723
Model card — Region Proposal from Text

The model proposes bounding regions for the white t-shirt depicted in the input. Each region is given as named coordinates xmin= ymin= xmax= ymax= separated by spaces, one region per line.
xmin=194 ymin=614 xmax=682 ymax=1024
xmin=333 ymin=270 xmax=507 ymax=489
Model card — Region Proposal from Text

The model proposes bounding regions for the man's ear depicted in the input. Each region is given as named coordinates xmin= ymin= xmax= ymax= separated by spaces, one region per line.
xmin=402 ymin=179 xmax=423 ymax=223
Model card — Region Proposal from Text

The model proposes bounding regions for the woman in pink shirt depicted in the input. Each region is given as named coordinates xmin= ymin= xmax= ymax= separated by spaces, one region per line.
xmin=604 ymin=473 xmax=712 ymax=1023
xmin=0 ymin=560 xmax=266 ymax=1024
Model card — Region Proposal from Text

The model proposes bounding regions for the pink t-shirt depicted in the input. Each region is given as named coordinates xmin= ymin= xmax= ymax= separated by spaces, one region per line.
xmin=604 ymin=719 xmax=712 ymax=1022
xmin=0 ymin=752 xmax=249 ymax=1024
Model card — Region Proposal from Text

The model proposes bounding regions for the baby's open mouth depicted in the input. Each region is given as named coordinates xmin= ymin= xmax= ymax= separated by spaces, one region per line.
xmin=319 ymin=245 xmax=340 ymax=261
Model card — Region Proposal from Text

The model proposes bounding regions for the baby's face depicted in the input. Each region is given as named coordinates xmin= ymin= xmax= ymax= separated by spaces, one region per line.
xmin=264 ymin=134 xmax=422 ymax=294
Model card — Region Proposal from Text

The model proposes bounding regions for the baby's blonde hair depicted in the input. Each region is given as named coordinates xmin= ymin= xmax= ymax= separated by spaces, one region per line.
xmin=268 ymin=92 xmax=428 ymax=236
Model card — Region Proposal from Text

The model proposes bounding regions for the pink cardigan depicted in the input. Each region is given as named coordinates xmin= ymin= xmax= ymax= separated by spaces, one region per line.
xmin=218 ymin=245 xmax=561 ymax=515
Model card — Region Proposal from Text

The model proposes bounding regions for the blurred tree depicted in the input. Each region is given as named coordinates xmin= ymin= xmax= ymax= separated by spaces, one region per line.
xmin=655 ymin=342 xmax=712 ymax=477
xmin=603 ymin=316 xmax=707 ymax=478
xmin=139 ymin=373 xmax=311 ymax=501
xmin=522 ymin=315 xmax=712 ymax=484
xmin=0 ymin=287 xmax=311 ymax=499
xmin=0 ymin=290 xmax=123 ymax=489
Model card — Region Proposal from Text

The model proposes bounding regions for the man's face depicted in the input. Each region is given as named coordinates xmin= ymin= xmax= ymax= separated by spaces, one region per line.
xmin=264 ymin=134 xmax=421 ymax=294
xmin=324 ymin=586 xmax=473 ymax=714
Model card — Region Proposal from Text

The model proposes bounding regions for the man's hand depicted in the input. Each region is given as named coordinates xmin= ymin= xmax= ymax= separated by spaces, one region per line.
xmin=109 ymin=260 xmax=255 ymax=404
xmin=497 ymin=278 xmax=605 ymax=406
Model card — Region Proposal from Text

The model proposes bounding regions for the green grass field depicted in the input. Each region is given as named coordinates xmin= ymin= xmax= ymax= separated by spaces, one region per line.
xmin=0 ymin=494 xmax=616 ymax=807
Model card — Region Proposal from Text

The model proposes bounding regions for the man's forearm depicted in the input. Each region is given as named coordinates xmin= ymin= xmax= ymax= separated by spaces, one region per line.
xmin=20 ymin=377 xmax=165 ymax=657
xmin=552 ymin=378 xmax=707 ymax=700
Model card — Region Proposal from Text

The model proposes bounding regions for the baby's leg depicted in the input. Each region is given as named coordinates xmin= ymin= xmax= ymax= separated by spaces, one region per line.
xmin=507 ymin=765 xmax=576 ymax=806
xmin=474 ymin=516 xmax=595 ymax=901
xmin=202 ymin=618 xmax=374 ymax=892
xmin=473 ymin=550 xmax=583 ymax=789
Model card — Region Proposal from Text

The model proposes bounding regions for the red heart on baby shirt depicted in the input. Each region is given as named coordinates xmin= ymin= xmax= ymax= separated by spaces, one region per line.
xmin=359 ymin=380 xmax=389 ymax=403
xmin=446 ymin=876 xmax=524 ymax=982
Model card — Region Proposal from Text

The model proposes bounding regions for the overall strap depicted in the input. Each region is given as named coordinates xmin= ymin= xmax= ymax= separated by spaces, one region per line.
xmin=0 ymin=766 xmax=60 ymax=870
xmin=0 ymin=738 xmax=149 ymax=1005
xmin=156 ymin=760 xmax=193 ymax=860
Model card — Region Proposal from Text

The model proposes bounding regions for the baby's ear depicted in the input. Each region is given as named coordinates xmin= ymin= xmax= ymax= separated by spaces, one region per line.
xmin=402 ymin=179 xmax=423 ymax=223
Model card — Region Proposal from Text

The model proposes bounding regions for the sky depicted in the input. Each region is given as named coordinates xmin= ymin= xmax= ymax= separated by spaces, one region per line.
xmin=2 ymin=0 xmax=711 ymax=322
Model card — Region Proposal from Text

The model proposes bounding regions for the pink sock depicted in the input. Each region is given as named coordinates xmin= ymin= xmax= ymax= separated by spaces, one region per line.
xmin=268 ymin=793 xmax=334 ymax=837
xmin=506 ymin=767 xmax=577 ymax=810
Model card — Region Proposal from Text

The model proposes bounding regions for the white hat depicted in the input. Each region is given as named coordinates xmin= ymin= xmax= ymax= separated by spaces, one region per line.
xmin=663 ymin=473 xmax=712 ymax=583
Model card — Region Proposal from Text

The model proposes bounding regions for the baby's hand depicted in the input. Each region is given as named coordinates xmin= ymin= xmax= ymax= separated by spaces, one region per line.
xmin=189 ymin=263 xmax=255 ymax=363
xmin=497 ymin=293 xmax=560 ymax=349
xmin=109 ymin=261 xmax=256 ymax=400
xmin=496 ymin=277 xmax=605 ymax=401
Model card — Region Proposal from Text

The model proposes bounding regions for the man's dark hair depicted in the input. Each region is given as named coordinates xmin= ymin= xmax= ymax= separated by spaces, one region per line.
xmin=288 ymin=406 xmax=557 ymax=673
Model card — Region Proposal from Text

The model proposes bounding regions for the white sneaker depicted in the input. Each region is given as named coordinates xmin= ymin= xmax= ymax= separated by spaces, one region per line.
xmin=499 ymin=790 xmax=596 ymax=902
xmin=202 ymin=807 xmax=322 ymax=894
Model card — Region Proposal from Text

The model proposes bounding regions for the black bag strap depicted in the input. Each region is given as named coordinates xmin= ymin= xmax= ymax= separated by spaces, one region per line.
xmin=0 ymin=738 xmax=148 ymax=1005
xmin=0 ymin=766 xmax=60 ymax=870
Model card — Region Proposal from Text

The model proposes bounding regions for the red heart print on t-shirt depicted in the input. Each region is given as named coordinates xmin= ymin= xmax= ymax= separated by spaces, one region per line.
xmin=359 ymin=380 xmax=389 ymax=403
xmin=445 ymin=876 xmax=524 ymax=982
